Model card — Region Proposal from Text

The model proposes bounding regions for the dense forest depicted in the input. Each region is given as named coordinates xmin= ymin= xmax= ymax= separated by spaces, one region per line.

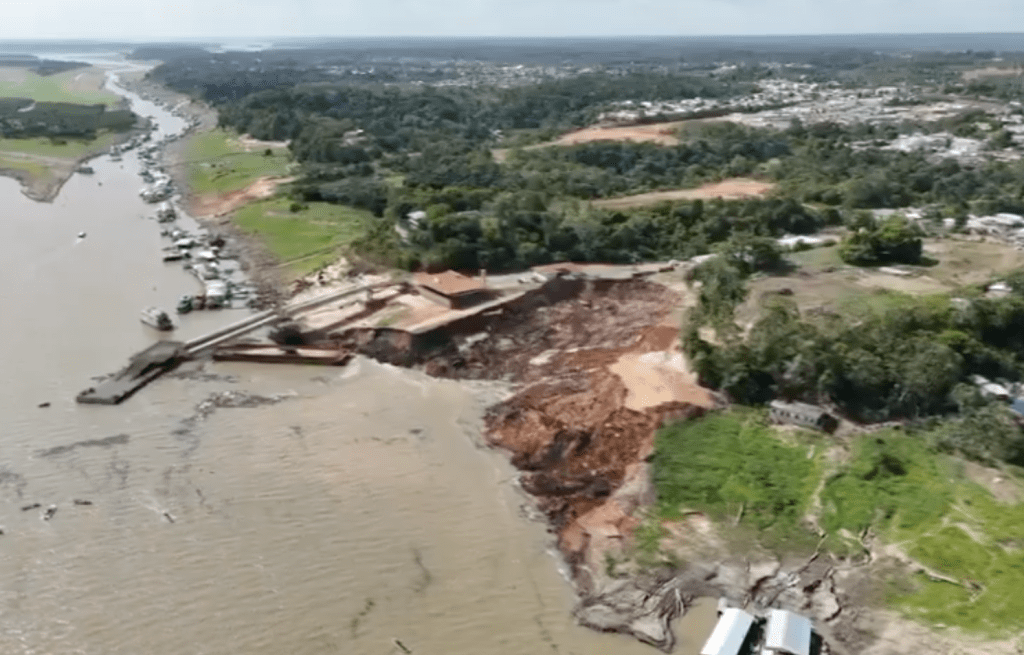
xmin=146 ymin=46 xmax=1024 ymax=273
xmin=0 ymin=98 xmax=136 ymax=139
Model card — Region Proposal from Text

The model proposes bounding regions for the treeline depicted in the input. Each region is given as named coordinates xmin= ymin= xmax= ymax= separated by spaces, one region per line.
xmin=399 ymin=195 xmax=835 ymax=272
xmin=0 ymin=99 xmax=136 ymax=140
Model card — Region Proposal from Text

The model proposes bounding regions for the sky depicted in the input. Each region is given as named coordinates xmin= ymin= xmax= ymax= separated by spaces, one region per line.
xmin=2 ymin=0 xmax=1024 ymax=40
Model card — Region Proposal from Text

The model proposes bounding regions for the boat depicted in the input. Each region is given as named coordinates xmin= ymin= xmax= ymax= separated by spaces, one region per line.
xmin=176 ymin=295 xmax=194 ymax=314
xmin=140 ymin=307 xmax=174 ymax=331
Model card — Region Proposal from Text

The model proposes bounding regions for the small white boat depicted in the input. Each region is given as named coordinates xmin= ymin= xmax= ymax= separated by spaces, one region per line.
xmin=77 ymin=231 xmax=86 ymax=239
xmin=140 ymin=306 xmax=174 ymax=331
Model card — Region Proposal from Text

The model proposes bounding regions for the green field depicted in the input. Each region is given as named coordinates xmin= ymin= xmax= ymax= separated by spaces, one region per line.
xmin=0 ymin=154 xmax=53 ymax=181
xmin=234 ymin=198 xmax=375 ymax=276
xmin=0 ymin=66 xmax=121 ymax=106
xmin=652 ymin=412 xmax=1024 ymax=636
xmin=0 ymin=132 xmax=121 ymax=159
xmin=822 ymin=434 xmax=1024 ymax=635
xmin=653 ymin=410 xmax=823 ymax=550
xmin=186 ymin=129 xmax=291 ymax=195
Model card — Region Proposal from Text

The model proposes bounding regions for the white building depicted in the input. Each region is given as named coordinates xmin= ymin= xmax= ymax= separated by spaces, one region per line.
xmin=762 ymin=609 xmax=812 ymax=655
xmin=701 ymin=607 xmax=755 ymax=655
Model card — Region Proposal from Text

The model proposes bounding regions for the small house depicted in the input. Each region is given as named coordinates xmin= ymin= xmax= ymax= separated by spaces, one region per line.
xmin=701 ymin=607 xmax=756 ymax=655
xmin=769 ymin=401 xmax=838 ymax=433
xmin=762 ymin=609 xmax=812 ymax=655
xmin=414 ymin=271 xmax=492 ymax=309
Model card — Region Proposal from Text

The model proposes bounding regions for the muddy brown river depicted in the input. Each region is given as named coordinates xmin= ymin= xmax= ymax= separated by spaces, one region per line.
xmin=0 ymin=58 xmax=717 ymax=654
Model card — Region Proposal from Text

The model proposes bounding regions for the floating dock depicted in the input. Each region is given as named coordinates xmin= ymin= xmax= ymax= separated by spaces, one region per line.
xmin=76 ymin=341 xmax=185 ymax=405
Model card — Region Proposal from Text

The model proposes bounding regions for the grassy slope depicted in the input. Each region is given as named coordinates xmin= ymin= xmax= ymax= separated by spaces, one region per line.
xmin=186 ymin=129 xmax=291 ymax=195
xmin=653 ymin=411 xmax=823 ymax=550
xmin=823 ymin=435 xmax=1024 ymax=635
xmin=234 ymin=198 xmax=374 ymax=276
xmin=653 ymin=411 xmax=1024 ymax=636
xmin=0 ymin=66 xmax=121 ymax=106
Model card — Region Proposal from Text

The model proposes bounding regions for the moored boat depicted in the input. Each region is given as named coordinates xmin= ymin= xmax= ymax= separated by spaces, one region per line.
xmin=140 ymin=306 xmax=174 ymax=331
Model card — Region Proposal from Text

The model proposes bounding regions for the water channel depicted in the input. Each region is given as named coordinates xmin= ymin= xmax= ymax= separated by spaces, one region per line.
xmin=0 ymin=56 xmax=717 ymax=654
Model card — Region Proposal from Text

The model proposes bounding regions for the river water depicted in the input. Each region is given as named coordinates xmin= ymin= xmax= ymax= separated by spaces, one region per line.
xmin=0 ymin=58 xmax=717 ymax=654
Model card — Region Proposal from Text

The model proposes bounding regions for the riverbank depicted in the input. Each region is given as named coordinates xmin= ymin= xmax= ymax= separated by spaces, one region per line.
xmin=226 ymin=263 xmax=1024 ymax=655
xmin=115 ymin=71 xmax=294 ymax=308
xmin=0 ymin=129 xmax=141 ymax=202
xmin=0 ymin=65 xmax=145 ymax=202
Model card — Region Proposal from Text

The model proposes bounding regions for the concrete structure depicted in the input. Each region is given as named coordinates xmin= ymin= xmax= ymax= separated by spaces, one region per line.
xmin=76 ymin=341 xmax=185 ymax=405
xmin=769 ymin=400 xmax=838 ymax=433
xmin=701 ymin=607 xmax=756 ymax=655
xmin=762 ymin=609 xmax=812 ymax=655
xmin=414 ymin=270 xmax=492 ymax=309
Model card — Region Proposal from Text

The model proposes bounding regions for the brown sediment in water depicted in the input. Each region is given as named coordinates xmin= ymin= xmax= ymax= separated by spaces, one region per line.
xmin=324 ymin=276 xmax=723 ymax=651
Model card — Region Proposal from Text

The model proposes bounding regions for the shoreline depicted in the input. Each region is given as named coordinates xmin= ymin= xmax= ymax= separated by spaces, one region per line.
xmin=298 ymin=271 xmax=1020 ymax=655
xmin=115 ymin=72 xmax=291 ymax=309
xmin=0 ymin=126 xmax=145 ymax=203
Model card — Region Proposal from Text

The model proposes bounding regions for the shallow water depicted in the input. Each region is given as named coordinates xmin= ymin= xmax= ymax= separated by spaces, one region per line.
xmin=0 ymin=57 xmax=717 ymax=654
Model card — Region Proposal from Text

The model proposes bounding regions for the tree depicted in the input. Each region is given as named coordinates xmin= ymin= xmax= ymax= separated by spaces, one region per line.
xmin=839 ymin=215 xmax=923 ymax=266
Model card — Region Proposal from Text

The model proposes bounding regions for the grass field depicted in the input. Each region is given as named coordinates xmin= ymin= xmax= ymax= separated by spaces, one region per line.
xmin=821 ymin=432 xmax=1024 ymax=635
xmin=0 ymin=132 xmax=121 ymax=159
xmin=234 ymin=199 xmax=374 ymax=276
xmin=740 ymin=238 xmax=1024 ymax=328
xmin=0 ymin=66 xmax=120 ymax=106
xmin=0 ymin=154 xmax=54 ymax=182
xmin=652 ymin=410 xmax=1024 ymax=636
xmin=653 ymin=410 xmax=823 ymax=550
xmin=186 ymin=129 xmax=291 ymax=195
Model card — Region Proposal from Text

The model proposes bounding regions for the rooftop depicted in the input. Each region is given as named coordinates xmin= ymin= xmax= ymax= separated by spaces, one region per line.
xmin=414 ymin=270 xmax=486 ymax=297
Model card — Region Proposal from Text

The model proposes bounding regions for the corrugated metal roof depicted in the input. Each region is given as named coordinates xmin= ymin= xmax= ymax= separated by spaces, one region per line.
xmin=765 ymin=609 xmax=811 ymax=655
xmin=700 ymin=608 xmax=755 ymax=655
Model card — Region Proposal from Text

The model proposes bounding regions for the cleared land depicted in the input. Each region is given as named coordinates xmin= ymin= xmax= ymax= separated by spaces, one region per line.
xmin=492 ymin=119 xmax=724 ymax=162
xmin=593 ymin=178 xmax=774 ymax=209
xmin=233 ymin=199 xmax=374 ymax=276
xmin=184 ymin=129 xmax=292 ymax=197
xmin=0 ymin=66 xmax=121 ymax=107
xmin=962 ymin=66 xmax=1024 ymax=82
xmin=737 ymin=238 xmax=1024 ymax=327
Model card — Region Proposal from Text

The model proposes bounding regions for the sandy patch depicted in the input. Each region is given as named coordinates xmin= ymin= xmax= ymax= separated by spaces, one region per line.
xmin=553 ymin=122 xmax=689 ymax=146
xmin=609 ymin=350 xmax=712 ymax=412
xmin=962 ymin=461 xmax=1022 ymax=504
xmin=854 ymin=271 xmax=950 ymax=295
xmin=189 ymin=175 xmax=294 ymax=218
xmin=962 ymin=66 xmax=1023 ymax=82
xmin=236 ymin=134 xmax=290 ymax=151
xmin=593 ymin=178 xmax=773 ymax=209
xmin=0 ymin=67 xmax=28 ymax=84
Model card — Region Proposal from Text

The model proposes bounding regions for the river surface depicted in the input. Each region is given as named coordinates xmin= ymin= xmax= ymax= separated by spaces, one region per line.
xmin=0 ymin=57 xmax=717 ymax=654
